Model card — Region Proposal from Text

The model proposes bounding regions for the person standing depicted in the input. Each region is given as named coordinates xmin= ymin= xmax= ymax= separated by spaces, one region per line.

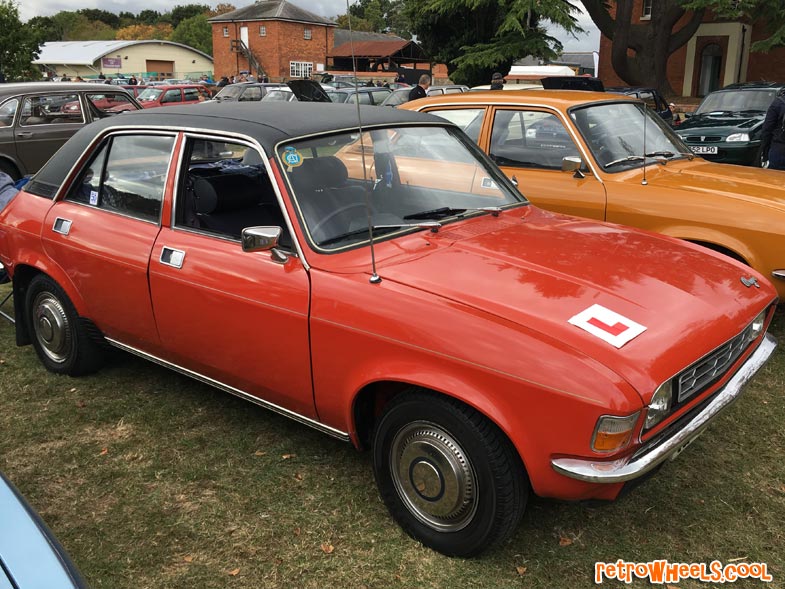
xmin=490 ymin=72 xmax=505 ymax=90
xmin=408 ymin=74 xmax=430 ymax=101
xmin=761 ymin=87 xmax=785 ymax=170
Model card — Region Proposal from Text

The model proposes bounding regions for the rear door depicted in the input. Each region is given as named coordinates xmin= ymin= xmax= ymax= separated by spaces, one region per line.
xmin=15 ymin=92 xmax=85 ymax=174
xmin=42 ymin=132 xmax=176 ymax=348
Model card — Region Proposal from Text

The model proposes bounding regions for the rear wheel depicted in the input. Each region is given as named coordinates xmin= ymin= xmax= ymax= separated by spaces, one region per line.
xmin=0 ymin=159 xmax=20 ymax=181
xmin=25 ymin=275 xmax=104 ymax=375
xmin=373 ymin=390 xmax=528 ymax=557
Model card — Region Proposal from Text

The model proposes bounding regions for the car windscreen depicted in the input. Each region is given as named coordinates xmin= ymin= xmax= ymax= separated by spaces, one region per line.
xmin=695 ymin=89 xmax=778 ymax=114
xmin=571 ymin=102 xmax=691 ymax=172
xmin=136 ymin=88 xmax=163 ymax=101
xmin=278 ymin=125 xmax=525 ymax=251
xmin=215 ymin=85 xmax=243 ymax=99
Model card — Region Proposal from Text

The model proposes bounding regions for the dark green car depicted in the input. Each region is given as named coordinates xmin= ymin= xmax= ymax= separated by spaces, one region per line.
xmin=675 ymin=82 xmax=784 ymax=167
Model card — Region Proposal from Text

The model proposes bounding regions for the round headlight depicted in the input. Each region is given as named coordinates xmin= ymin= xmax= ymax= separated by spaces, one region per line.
xmin=645 ymin=381 xmax=673 ymax=430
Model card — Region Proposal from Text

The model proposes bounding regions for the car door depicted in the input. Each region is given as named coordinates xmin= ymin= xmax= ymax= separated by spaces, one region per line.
xmin=15 ymin=93 xmax=85 ymax=174
xmin=0 ymin=98 xmax=20 ymax=175
xmin=148 ymin=134 xmax=315 ymax=418
xmin=42 ymin=132 xmax=176 ymax=349
xmin=485 ymin=107 xmax=607 ymax=220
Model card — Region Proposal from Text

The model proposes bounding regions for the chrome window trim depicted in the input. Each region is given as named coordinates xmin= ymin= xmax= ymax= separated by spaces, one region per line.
xmin=171 ymin=130 xmax=308 ymax=268
xmin=60 ymin=131 xmax=177 ymax=226
xmin=105 ymin=337 xmax=350 ymax=442
xmin=18 ymin=92 xmax=86 ymax=127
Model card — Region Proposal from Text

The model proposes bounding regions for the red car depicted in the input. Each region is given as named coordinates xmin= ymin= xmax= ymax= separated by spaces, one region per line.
xmin=0 ymin=103 xmax=777 ymax=557
xmin=135 ymin=84 xmax=210 ymax=108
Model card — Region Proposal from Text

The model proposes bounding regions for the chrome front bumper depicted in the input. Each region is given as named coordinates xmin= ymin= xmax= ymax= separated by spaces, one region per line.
xmin=551 ymin=332 xmax=777 ymax=484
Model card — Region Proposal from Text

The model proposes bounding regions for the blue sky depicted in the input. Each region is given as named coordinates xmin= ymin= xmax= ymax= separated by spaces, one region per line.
xmin=21 ymin=0 xmax=600 ymax=52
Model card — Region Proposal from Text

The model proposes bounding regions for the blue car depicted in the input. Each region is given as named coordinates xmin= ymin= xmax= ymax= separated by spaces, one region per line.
xmin=0 ymin=472 xmax=88 ymax=588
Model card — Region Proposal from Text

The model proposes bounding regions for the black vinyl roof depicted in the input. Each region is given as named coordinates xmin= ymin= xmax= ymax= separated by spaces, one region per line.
xmin=28 ymin=102 xmax=447 ymax=199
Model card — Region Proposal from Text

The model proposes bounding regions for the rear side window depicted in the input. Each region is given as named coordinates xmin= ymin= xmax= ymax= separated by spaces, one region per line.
xmin=0 ymin=98 xmax=18 ymax=126
xmin=21 ymin=94 xmax=83 ymax=126
xmin=66 ymin=134 xmax=175 ymax=222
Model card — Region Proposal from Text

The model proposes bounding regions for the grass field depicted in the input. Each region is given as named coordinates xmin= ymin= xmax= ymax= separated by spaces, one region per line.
xmin=1 ymin=284 xmax=783 ymax=589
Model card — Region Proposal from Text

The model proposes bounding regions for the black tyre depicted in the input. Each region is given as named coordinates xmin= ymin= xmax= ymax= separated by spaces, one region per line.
xmin=373 ymin=390 xmax=528 ymax=557
xmin=0 ymin=159 xmax=20 ymax=181
xmin=25 ymin=274 xmax=104 ymax=376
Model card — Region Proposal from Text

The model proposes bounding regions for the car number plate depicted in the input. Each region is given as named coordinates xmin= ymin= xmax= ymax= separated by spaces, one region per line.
xmin=690 ymin=145 xmax=718 ymax=155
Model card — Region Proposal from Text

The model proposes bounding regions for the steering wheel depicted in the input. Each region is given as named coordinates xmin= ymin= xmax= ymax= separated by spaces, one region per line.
xmin=310 ymin=203 xmax=370 ymax=244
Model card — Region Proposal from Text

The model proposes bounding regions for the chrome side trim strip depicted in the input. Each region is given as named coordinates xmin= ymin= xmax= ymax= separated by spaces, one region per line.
xmin=772 ymin=270 xmax=785 ymax=281
xmin=551 ymin=332 xmax=777 ymax=483
xmin=105 ymin=338 xmax=350 ymax=442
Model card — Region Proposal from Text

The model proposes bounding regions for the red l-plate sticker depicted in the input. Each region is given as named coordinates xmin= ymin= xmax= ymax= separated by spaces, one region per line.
xmin=587 ymin=317 xmax=629 ymax=337
xmin=569 ymin=304 xmax=646 ymax=348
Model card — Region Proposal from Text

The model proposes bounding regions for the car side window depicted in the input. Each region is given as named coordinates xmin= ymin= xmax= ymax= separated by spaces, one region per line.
xmin=427 ymin=108 xmax=485 ymax=143
xmin=20 ymin=94 xmax=84 ymax=126
xmin=162 ymin=89 xmax=182 ymax=104
xmin=240 ymin=87 xmax=262 ymax=101
xmin=639 ymin=91 xmax=658 ymax=110
xmin=490 ymin=109 xmax=580 ymax=170
xmin=183 ymin=88 xmax=201 ymax=102
xmin=86 ymin=92 xmax=136 ymax=116
xmin=0 ymin=98 xmax=18 ymax=126
xmin=177 ymin=137 xmax=291 ymax=247
xmin=66 ymin=134 xmax=175 ymax=222
xmin=350 ymin=93 xmax=373 ymax=105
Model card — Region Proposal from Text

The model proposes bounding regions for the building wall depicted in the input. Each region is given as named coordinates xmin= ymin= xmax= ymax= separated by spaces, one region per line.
xmin=47 ymin=43 xmax=212 ymax=80
xmin=212 ymin=20 xmax=334 ymax=80
xmin=596 ymin=0 xmax=785 ymax=97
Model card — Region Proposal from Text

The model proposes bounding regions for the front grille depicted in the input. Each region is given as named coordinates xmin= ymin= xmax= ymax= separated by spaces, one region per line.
xmin=676 ymin=324 xmax=756 ymax=403
xmin=685 ymin=135 xmax=723 ymax=143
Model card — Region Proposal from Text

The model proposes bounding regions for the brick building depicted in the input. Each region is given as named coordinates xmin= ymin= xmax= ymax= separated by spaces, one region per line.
xmin=209 ymin=0 xmax=336 ymax=81
xmin=597 ymin=0 xmax=785 ymax=97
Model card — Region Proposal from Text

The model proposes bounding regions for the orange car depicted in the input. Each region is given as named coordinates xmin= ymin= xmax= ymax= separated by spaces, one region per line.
xmin=403 ymin=91 xmax=785 ymax=298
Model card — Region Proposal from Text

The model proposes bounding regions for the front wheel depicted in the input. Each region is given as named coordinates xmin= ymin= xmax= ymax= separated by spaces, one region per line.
xmin=373 ymin=391 xmax=528 ymax=557
xmin=25 ymin=275 xmax=104 ymax=376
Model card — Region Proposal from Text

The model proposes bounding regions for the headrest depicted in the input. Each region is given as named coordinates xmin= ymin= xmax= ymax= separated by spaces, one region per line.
xmin=192 ymin=174 xmax=260 ymax=214
xmin=291 ymin=156 xmax=349 ymax=191
xmin=242 ymin=149 xmax=264 ymax=166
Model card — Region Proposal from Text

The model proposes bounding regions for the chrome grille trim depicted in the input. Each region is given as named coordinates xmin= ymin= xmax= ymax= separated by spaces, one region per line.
xmin=685 ymin=135 xmax=723 ymax=143
xmin=676 ymin=321 xmax=756 ymax=403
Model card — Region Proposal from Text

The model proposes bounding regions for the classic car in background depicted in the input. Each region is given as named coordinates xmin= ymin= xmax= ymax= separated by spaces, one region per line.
xmin=403 ymin=90 xmax=785 ymax=298
xmin=0 ymin=103 xmax=777 ymax=557
xmin=675 ymin=82 xmax=784 ymax=166
xmin=0 ymin=471 xmax=88 ymax=589
xmin=135 ymin=85 xmax=211 ymax=109
xmin=0 ymin=82 xmax=142 ymax=180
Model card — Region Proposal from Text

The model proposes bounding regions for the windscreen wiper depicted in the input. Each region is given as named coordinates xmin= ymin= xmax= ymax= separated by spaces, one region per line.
xmin=317 ymin=221 xmax=442 ymax=246
xmin=603 ymin=155 xmax=646 ymax=169
xmin=403 ymin=206 xmax=502 ymax=220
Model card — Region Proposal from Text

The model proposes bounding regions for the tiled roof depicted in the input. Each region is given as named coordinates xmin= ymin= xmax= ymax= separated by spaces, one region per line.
xmin=208 ymin=0 xmax=336 ymax=26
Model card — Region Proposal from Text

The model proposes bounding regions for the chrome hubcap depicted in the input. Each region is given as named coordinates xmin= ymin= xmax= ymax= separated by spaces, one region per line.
xmin=390 ymin=422 xmax=477 ymax=531
xmin=32 ymin=292 xmax=71 ymax=363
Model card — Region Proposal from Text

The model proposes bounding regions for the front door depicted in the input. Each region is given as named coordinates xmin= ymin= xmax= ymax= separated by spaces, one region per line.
xmin=486 ymin=107 xmax=607 ymax=220
xmin=15 ymin=93 xmax=85 ymax=174
xmin=148 ymin=135 xmax=315 ymax=418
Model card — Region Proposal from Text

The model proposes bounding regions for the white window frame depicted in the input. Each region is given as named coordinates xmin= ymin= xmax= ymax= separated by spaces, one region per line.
xmin=641 ymin=0 xmax=653 ymax=20
xmin=222 ymin=26 xmax=229 ymax=37
xmin=259 ymin=25 xmax=267 ymax=36
xmin=290 ymin=61 xmax=313 ymax=78
xmin=303 ymin=28 xmax=312 ymax=40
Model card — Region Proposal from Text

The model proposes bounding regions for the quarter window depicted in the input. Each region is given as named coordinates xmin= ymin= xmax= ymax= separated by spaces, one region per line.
xmin=427 ymin=108 xmax=485 ymax=143
xmin=290 ymin=61 xmax=313 ymax=78
xmin=0 ymin=98 xmax=19 ymax=126
xmin=66 ymin=134 xmax=175 ymax=222
xmin=21 ymin=94 xmax=83 ymax=126
xmin=490 ymin=109 xmax=580 ymax=170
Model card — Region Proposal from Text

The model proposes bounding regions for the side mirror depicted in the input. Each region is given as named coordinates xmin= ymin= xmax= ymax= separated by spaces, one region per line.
xmin=562 ymin=156 xmax=586 ymax=179
xmin=241 ymin=226 xmax=288 ymax=263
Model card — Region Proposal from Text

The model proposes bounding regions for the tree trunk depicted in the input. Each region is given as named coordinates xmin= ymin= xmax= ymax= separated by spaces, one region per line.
xmin=583 ymin=0 xmax=705 ymax=97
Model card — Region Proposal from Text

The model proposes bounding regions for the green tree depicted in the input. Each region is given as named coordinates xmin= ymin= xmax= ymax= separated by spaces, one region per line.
xmin=169 ymin=14 xmax=212 ymax=55
xmin=169 ymin=4 xmax=210 ymax=28
xmin=137 ymin=10 xmax=162 ymax=25
xmin=684 ymin=0 xmax=785 ymax=51
xmin=334 ymin=13 xmax=377 ymax=32
xmin=406 ymin=0 xmax=581 ymax=87
xmin=27 ymin=15 xmax=63 ymax=42
xmin=582 ymin=0 xmax=704 ymax=96
xmin=77 ymin=8 xmax=120 ymax=28
xmin=0 ymin=0 xmax=44 ymax=79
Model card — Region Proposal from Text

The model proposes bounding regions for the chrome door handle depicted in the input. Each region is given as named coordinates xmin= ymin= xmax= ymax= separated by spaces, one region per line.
xmin=16 ymin=132 xmax=33 ymax=138
xmin=52 ymin=217 xmax=72 ymax=235
xmin=160 ymin=247 xmax=186 ymax=269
